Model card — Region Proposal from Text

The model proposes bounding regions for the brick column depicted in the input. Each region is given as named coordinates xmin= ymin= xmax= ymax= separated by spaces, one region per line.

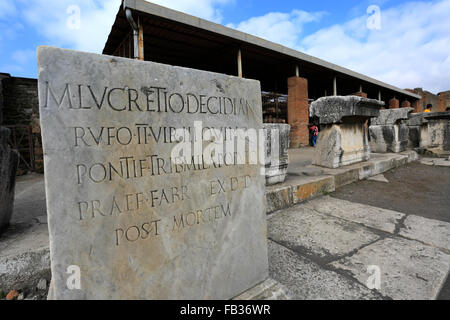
xmin=401 ymin=101 xmax=411 ymax=108
xmin=412 ymin=100 xmax=422 ymax=113
xmin=389 ymin=98 xmax=399 ymax=109
xmin=287 ymin=76 xmax=309 ymax=148
xmin=350 ymin=92 xmax=367 ymax=98
xmin=437 ymin=92 xmax=446 ymax=112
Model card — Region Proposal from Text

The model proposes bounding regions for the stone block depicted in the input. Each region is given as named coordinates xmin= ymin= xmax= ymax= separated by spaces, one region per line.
xmin=371 ymin=108 xmax=413 ymax=126
xmin=310 ymin=96 xmax=383 ymax=168
xmin=310 ymin=96 xmax=384 ymax=125
xmin=369 ymin=124 xmax=409 ymax=153
xmin=37 ymin=46 xmax=268 ymax=300
xmin=265 ymin=186 xmax=293 ymax=214
xmin=421 ymin=112 xmax=450 ymax=151
xmin=263 ymin=123 xmax=290 ymax=186
xmin=292 ymin=176 xmax=335 ymax=204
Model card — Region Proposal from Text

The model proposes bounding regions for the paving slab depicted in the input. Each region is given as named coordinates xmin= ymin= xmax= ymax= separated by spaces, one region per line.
xmin=367 ymin=174 xmax=389 ymax=183
xmin=303 ymin=196 xmax=404 ymax=234
xmin=332 ymin=163 xmax=450 ymax=223
xmin=268 ymin=205 xmax=380 ymax=262
xmin=233 ymin=278 xmax=291 ymax=300
xmin=331 ymin=237 xmax=450 ymax=300
xmin=268 ymin=240 xmax=382 ymax=300
xmin=420 ymin=157 xmax=450 ymax=167
xmin=399 ymin=215 xmax=450 ymax=251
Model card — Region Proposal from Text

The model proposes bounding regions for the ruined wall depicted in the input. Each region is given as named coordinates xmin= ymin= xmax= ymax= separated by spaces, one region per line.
xmin=0 ymin=79 xmax=3 ymax=125
xmin=2 ymin=76 xmax=39 ymax=126
xmin=1 ymin=75 xmax=43 ymax=173
xmin=410 ymin=88 xmax=449 ymax=112
xmin=0 ymin=73 xmax=11 ymax=125
xmin=438 ymin=91 xmax=450 ymax=111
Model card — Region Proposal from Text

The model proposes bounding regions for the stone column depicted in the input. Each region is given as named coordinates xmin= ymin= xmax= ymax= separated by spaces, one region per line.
xmin=389 ymin=98 xmax=399 ymax=109
xmin=421 ymin=112 xmax=450 ymax=152
xmin=405 ymin=113 xmax=427 ymax=149
xmin=287 ymin=76 xmax=309 ymax=148
xmin=401 ymin=100 xmax=411 ymax=108
xmin=412 ymin=100 xmax=422 ymax=113
xmin=0 ymin=127 xmax=19 ymax=234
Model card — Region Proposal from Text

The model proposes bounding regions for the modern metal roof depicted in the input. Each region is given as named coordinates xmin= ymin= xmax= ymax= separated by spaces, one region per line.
xmin=103 ymin=0 xmax=421 ymax=100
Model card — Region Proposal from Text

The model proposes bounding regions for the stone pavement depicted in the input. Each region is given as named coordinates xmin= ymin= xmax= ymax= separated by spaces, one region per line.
xmin=2 ymin=155 xmax=450 ymax=300
xmin=268 ymin=195 xmax=450 ymax=300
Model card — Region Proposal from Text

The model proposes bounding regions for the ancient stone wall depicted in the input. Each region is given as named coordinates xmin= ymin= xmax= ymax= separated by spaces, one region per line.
xmin=1 ymin=76 xmax=43 ymax=173
xmin=2 ymin=77 xmax=39 ymax=126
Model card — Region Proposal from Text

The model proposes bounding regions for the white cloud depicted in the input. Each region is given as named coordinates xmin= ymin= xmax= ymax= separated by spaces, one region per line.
xmin=5 ymin=0 xmax=449 ymax=93
xmin=18 ymin=0 xmax=121 ymax=53
xmin=12 ymin=49 xmax=35 ymax=65
xmin=226 ymin=1 xmax=450 ymax=93
xmin=227 ymin=10 xmax=325 ymax=48
xmin=9 ymin=0 xmax=233 ymax=54
xmin=297 ymin=0 xmax=450 ymax=93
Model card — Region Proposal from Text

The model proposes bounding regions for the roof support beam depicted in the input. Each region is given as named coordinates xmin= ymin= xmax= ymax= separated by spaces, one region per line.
xmin=237 ymin=48 xmax=242 ymax=78
xmin=138 ymin=17 xmax=144 ymax=60
xmin=333 ymin=76 xmax=337 ymax=96
xmin=125 ymin=9 xmax=139 ymax=59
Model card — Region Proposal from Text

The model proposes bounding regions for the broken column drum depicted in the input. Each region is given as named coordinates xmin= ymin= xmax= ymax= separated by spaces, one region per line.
xmin=263 ymin=123 xmax=290 ymax=185
xmin=310 ymin=96 xmax=384 ymax=168
xmin=369 ymin=108 xmax=413 ymax=153
xmin=405 ymin=113 xmax=428 ymax=149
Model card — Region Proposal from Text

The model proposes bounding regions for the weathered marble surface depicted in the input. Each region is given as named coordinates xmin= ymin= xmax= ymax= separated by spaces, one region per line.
xmin=369 ymin=124 xmax=409 ymax=153
xmin=0 ymin=126 xmax=19 ymax=234
xmin=313 ymin=123 xmax=371 ymax=168
xmin=371 ymin=108 xmax=413 ymax=126
xmin=38 ymin=47 xmax=268 ymax=300
xmin=311 ymin=97 xmax=382 ymax=168
xmin=421 ymin=112 xmax=450 ymax=151
xmin=263 ymin=124 xmax=290 ymax=186
xmin=310 ymin=96 xmax=384 ymax=125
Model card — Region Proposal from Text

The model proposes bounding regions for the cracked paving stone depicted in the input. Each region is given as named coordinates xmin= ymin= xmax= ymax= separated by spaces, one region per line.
xmin=268 ymin=240 xmax=382 ymax=300
xmin=268 ymin=204 xmax=380 ymax=261
xmin=302 ymin=196 xmax=405 ymax=234
xmin=330 ymin=237 xmax=450 ymax=300
xmin=399 ymin=215 xmax=450 ymax=251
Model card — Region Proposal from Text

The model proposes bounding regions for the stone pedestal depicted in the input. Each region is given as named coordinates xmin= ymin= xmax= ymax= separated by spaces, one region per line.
xmin=405 ymin=113 xmax=428 ymax=148
xmin=421 ymin=112 xmax=450 ymax=151
xmin=369 ymin=108 xmax=413 ymax=153
xmin=310 ymin=96 xmax=384 ymax=168
xmin=263 ymin=123 xmax=290 ymax=186
xmin=0 ymin=127 xmax=19 ymax=234
xmin=38 ymin=47 xmax=268 ymax=300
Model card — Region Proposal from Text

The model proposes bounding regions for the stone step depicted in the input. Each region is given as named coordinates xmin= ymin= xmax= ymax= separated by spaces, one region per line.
xmin=266 ymin=150 xmax=418 ymax=214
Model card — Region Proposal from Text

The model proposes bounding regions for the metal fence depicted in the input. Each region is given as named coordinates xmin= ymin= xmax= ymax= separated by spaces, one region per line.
xmin=4 ymin=125 xmax=35 ymax=172
xmin=262 ymin=92 xmax=288 ymax=124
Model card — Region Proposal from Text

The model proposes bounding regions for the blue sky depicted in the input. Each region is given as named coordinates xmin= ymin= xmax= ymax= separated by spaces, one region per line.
xmin=1 ymin=0 xmax=449 ymax=93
